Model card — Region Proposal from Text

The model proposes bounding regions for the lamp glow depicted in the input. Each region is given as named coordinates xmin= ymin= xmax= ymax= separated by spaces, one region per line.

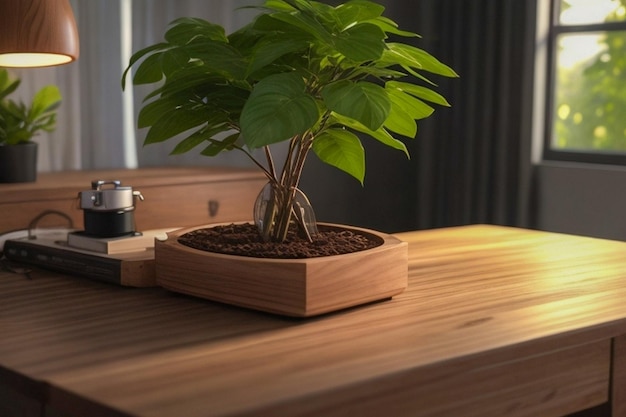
xmin=0 ymin=0 xmax=79 ymax=68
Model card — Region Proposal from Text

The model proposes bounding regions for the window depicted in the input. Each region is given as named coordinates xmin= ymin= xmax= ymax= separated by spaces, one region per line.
xmin=544 ymin=0 xmax=626 ymax=164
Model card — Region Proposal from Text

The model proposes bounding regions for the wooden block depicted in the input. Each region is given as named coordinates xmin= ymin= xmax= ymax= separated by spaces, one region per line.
xmin=155 ymin=223 xmax=408 ymax=317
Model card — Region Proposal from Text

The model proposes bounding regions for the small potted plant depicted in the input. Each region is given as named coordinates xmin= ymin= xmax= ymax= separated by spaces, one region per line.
xmin=123 ymin=0 xmax=457 ymax=316
xmin=0 ymin=69 xmax=62 ymax=183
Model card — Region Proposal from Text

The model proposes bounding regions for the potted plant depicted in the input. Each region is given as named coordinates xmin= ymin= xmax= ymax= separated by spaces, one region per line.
xmin=0 ymin=69 xmax=62 ymax=183
xmin=123 ymin=0 xmax=457 ymax=316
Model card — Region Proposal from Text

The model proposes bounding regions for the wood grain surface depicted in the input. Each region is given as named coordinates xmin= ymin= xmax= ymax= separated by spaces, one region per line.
xmin=2 ymin=225 xmax=626 ymax=417
xmin=0 ymin=0 xmax=79 ymax=62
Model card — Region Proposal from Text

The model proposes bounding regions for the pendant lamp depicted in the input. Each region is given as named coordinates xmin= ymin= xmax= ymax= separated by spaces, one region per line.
xmin=0 ymin=0 xmax=79 ymax=68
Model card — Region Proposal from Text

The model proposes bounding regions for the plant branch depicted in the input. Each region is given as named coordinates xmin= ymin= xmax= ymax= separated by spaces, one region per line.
xmin=264 ymin=146 xmax=277 ymax=181
xmin=233 ymin=144 xmax=277 ymax=185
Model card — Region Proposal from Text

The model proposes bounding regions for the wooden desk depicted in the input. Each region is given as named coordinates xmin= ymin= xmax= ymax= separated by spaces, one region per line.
xmin=2 ymin=225 xmax=626 ymax=417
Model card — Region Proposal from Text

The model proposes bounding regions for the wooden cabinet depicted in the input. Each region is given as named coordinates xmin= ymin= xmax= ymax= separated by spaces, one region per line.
xmin=0 ymin=167 xmax=267 ymax=233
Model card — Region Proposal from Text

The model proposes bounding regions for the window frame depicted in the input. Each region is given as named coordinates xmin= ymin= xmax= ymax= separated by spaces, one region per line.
xmin=542 ymin=0 xmax=626 ymax=165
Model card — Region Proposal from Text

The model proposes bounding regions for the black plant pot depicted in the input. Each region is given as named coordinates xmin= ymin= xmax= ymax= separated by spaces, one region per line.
xmin=0 ymin=142 xmax=38 ymax=183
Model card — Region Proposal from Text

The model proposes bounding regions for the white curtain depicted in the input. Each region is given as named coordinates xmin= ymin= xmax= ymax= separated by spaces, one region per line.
xmin=18 ymin=0 xmax=261 ymax=173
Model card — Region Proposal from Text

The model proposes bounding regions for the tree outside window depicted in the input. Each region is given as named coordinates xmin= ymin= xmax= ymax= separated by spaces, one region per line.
xmin=547 ymin=0 xmax=626 ymax=162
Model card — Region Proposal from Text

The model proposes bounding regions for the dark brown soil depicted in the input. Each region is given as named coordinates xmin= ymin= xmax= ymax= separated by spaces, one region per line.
xmin=177 ymin=223 xmax=383 ymax=259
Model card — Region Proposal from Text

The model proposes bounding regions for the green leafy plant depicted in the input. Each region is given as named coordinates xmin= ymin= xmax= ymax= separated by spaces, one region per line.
xmin=123 ymin=0 xmax=457 ymax=242
xmin=0 ymin=69 xmax=62 ymax=146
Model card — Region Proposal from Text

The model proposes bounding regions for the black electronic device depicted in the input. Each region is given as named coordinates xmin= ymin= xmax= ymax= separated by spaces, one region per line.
xmin=1 ymin=180 xmax=175 ymax=286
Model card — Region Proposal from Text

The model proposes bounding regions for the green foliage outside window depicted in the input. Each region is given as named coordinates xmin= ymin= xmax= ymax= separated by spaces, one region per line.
xmin=552 ymin=0 xmax=626 ymax=153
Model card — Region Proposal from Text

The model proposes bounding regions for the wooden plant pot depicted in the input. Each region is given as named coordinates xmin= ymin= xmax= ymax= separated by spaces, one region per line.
xmin=155 ymin=223 xmax=408 ymax=317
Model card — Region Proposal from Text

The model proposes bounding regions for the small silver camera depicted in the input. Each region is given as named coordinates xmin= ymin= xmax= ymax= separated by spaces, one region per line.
xmin=78 ymin=180 xmax=144 ymax=237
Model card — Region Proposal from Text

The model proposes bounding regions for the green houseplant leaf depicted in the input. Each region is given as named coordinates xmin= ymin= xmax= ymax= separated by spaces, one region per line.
xmin=0 ymin=70 xmax=20 ymax=102
xmin=29 ymin=86 xmax=62 ymax=122
xmin=333 ymin=23 xmax=386 ymax=62
xmin=334 ymin=0 xmax=386 ymax=28
xmin=240 ymin=72 xmax=319 ymax=149
xmin=0 ymin=69 xmax=62 ymax=145
xmin=313 ymin=128 xmax=365 ymax=184
xmin=164 ymin=17 xmax=228 ymax=45
xmin=322 ymin=80 xmax=390 ymax=131
xmin=387 ymin=80 xmax=451 ymax=106
xmin=123 ymin=0 xmax=457 ymax=242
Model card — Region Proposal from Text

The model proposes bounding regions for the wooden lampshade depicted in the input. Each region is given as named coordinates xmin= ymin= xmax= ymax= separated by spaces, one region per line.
xmin=0 ymin=0 xmax=79 ymax=68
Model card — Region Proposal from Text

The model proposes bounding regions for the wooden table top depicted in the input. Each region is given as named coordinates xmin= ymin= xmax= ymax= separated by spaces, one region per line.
xmin=2 ymin=224 xmax=626 ymax=417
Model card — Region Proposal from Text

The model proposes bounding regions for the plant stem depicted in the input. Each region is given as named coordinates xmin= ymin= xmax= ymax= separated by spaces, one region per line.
xmin=264 ymin=146 xmax=277 ymax=181
xmin=272 ymin=132 xmax=316 ymax=242
xmin=235 ymin=144 xmax=277 ymax=185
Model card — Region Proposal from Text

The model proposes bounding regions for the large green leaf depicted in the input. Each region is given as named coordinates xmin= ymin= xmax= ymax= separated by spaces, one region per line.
xmin=332 ymin=113 xmax=409 ymax=157
xmin=170 ymin=122 xmax=231 ymax=155
xmin=142 ymin=100 xmax=211 ymax=144
xmin=201 ymin=132 xmax=240 ymax=156
xmin=241 ymin=72 xmax=320 ymax=148
xmin=184 ymin=41 xmax=248 ymax=80
xmin=160 ymin=48 xmax=191 ymax=78
xmin=132 ymin=40 xmax=247 ymax=87
xmin=313 ymin=128 xmax=365 ymax=184
xmin=144 ymin=77 xmax=248 ymax=123
xmin=321 ymin=80 xmax=390 ymax=131
xmin=350 ymin=66 xmax=407 ymax=80
xmin=132 ymin=51 xmax=167 ymax=85
xmin=251 ymin=13 xmax=306 ymax=34
xmin=384 ymin=102 xmax=417 ymax=138
xmin=246 ymin=37 xmax=308 ymax=77
xmin=122 ymin=42 xmax=169 ymax=89
xmin=387 ymin=81 xmax=451 ymax=106
xmin=334 ymin=23 xmax=386 ymax=62
xmin=386 ymin=85 xmax=434 ymax=120
xmin=138 ymin=96 xmax=178 ymax=128
xmin=385 ymin=43 xmax=459 ymax=77
xmin=0 ymin=70 xmax=20 ymax=101
xmin=270 ymin=9 xmax=333 ymax=43
xmin=3 ymin=101 xmax=25 ymax=121
xmin=334 ymin=1 xmax=385 ymax=30
xmin=29 ymin=86 xmax=61 ymax=122
xmin=154 ymin=69 xmax=221 ymax=99
xmin=281 ymin=0 xmax=318 ymax=14
xmin=164 ymin=18 xmax=228 ymax=45
xmin=367 ymin=15 xmax=419 ymax=37
xmin=262 ymin=0 xmax=297 ymax=12
xmin=170 ymin=129 xmax=209 ymax=154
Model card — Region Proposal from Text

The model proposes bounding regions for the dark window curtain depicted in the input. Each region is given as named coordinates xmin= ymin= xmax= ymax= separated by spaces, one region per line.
xmin=406 ymin=0 xmax=537 ymax=229
xmin=300 ymin=0 xmax=537 ymax=233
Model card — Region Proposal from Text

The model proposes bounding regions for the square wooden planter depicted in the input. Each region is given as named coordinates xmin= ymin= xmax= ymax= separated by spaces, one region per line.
xmin=155 ymin=224 xmax=408 ymax=317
